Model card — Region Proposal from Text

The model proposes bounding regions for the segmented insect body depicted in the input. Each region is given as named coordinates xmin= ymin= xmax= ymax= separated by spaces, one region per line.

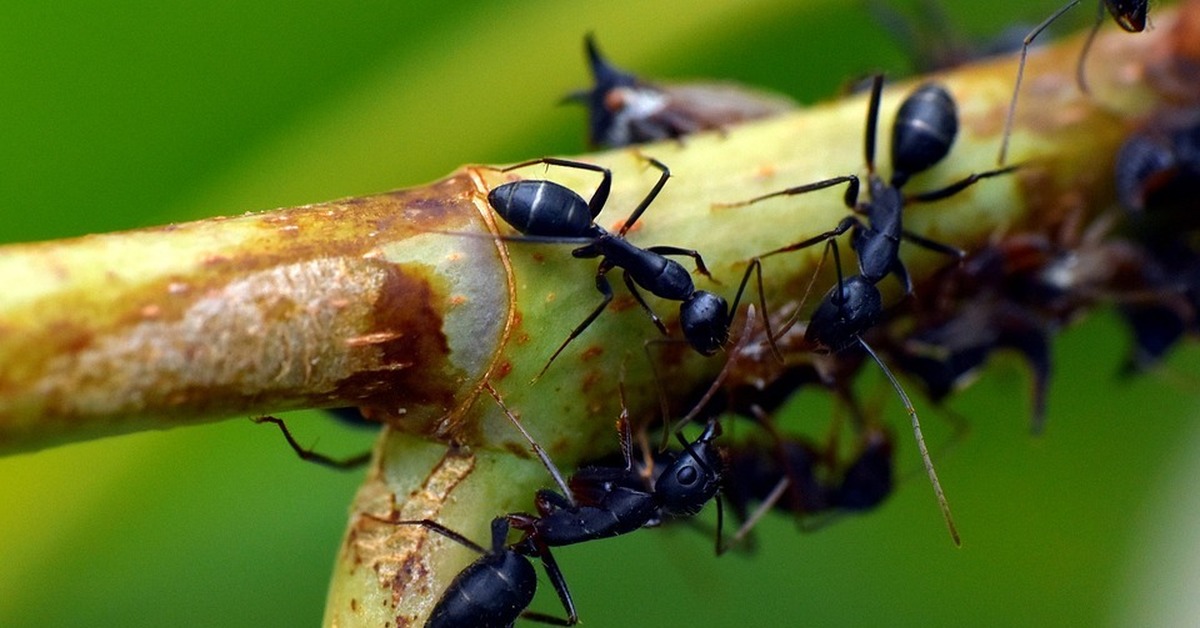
xmin=486 ymin=156 xmax=750 ymax=379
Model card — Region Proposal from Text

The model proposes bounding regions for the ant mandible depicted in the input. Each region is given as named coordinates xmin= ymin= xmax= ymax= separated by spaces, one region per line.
xmin=997 ymin=0 xmax=1149 ymax=165
xmin=720 ymin=74 xmax=1019 ymax=545
xmin=488 ymin=156 xmax=755 ymax=381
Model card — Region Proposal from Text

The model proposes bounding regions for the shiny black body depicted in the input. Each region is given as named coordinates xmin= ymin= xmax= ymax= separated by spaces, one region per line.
xmin=487 ymin=157 xmax=738 ymax=378
xmin=384 ymin=517 xmax=576 ymax=628
xmin=508 ymin=421 xmax=725 ymax=552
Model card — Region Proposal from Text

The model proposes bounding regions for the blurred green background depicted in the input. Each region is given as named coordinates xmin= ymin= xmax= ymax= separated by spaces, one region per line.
xmin=1 ymin=1 xmax=1198 ymax=626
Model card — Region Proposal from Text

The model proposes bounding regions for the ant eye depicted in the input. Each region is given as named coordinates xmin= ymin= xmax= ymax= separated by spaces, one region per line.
xmin=676 ymin=465 xmax=698 ymax=486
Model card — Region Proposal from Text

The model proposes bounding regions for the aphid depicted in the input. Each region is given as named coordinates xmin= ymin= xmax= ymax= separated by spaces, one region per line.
xmin=564 ymin=34 xmax=795 ymax=148
xmin=487 ymin=156 xmax=754 ymax=380
xmin=1113 ymin=116 xmax=1200 ymax=369
xmin=720 ymin=75 xmax=1018 ymax=545
xmin=997 ymin=0 xmax=1150 ymax=165
xmin=721 ymin=424 xmax=895 ymax=552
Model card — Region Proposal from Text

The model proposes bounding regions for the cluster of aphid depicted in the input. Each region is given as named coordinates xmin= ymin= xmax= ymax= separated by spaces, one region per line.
xmin=257 ymin=2 xmax=1194 ymax=626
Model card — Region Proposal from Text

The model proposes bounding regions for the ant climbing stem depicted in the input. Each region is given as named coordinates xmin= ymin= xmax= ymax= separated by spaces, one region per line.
xmin=484 ymin=154 xmax=734 ymax=384
xmin=251 ymin=415 xmax=371 ymax=470
xmin=361 ymin=514 xmax=579 ymax=627
xmin=997 ymin=0 xmax=1149 ymax=165
xmin=713 ymin=74 xmax=1013 ymax=545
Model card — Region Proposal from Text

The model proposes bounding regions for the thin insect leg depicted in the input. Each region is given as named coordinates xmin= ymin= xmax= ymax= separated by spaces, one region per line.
xmin=760 ymin=215 xmax=859 ymax=260
xmin=617 ymin=155 xmax=671 ymax=236
xmin=252 ymin=416 xmax=371 ymax=470
xmin=901 ymin=229 xmax=965 ymax=260
xmin=713 ymin=175 xmax=859 ymax=210
xmin=730 ymin=258 xmax=781 ymax=360
xmin=645 ymin=245 xmax=715 ymax=281
xmin=642 ymin=337 xmax=678 ymax=452
xmin=622 ymin=271 xmax=669 ymax=335
xmin=359 ymin=516 xmax=489 ymax=556
xmin=671 ymin=307 xmax=757 ymax=434
xmin=857 ymin=337 xmax=960 ymax=546
xmin=485 ymin=383 xmax=575 ymax=506
xmin=907 ymin=164 xmax=1021 ymax=203
xmin=498 ymin=157 xmax=613 ymax=218
xmin=864 ymin=74 xmax=885 ymax=174
xmin=830 ymin=239 xmax=846 ymax=306
xmin=615 ymin=379 xmax=636 ymax=472
xmin=520 ymin=541 xmax=579 ymax=626
xmin=533 ymin=264 xmax=616 ymax=383
xmin=998 ymin=0 xmax=1082 ymax=165
xmin=1075 ymin=0 xmax=1109 ymax=94
xmin=771 ymin=236 xmax=830 ymax=340
xmin=719 ymin=476 xmax=792 ymax=556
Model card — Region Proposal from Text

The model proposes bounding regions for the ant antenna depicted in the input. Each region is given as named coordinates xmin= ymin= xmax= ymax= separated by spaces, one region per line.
xmin=252 ymin=416 xmax=371 ymax=470
xmin=998 ymin=1 xmax=1082 ymax=165
xmin=484 ymin=383 xmax=576 ymax=507
xmin=857 ymin=337 xmax=960 ymax=546
xmin=670 ymin=306 xmax=758 ymax=435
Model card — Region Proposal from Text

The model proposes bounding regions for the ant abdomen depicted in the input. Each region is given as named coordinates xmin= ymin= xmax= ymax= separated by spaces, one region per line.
xmin=891 ymin=83 xmax=958 ymax=185
xmin=428 ymin=549 xmax=538 ymax=628
xmin=487 ymin=180 xmax=596 ymax=237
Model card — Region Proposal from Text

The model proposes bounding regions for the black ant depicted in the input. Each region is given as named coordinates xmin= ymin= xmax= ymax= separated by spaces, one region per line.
xmin=366 ymin=376 xmax=728 ymax=626
xmin=564 ymin=34 xmax=794 ymax=148
xmin=720 ymin=75 xmax=1019 ymax=545
xmin=252 ymin=415 xmax=371 ymax=470
xmin=487 ymin=156 xmax=757 ymax=380
xmin=997 ymin=0 xmax=1150 ymax=165
xmin=369 ymin=516 xmax=578 ymax=627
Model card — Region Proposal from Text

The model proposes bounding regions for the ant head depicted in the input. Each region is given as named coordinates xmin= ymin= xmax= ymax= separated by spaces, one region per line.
xmin=679 ymin=291 xmax=730 ymax=356
xmin=1105 ymin=0 xmax=1147 ymax=33
xmin=656 ymin=422 xmax=723 ymax=517
xmin=890 ymin=83 xmax=957 ymax=187
xmin=805 ymin=276 xmax=882 ymax=352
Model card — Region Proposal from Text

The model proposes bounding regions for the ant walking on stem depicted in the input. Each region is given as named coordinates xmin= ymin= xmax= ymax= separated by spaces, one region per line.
xmin=486 ymin=155 xmax=763 ymax=381
xmin=719 ymin=74 xmax=1019 ymax=545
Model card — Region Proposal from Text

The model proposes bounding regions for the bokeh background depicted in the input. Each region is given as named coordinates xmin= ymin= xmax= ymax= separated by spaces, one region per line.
xmin=2 ymin=1 xmax=1198 ymax=625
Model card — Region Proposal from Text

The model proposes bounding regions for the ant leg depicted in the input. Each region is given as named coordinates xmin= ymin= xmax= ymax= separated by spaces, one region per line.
xmin=622 ymin=271 xmax=669 ymax=335
xmin=864 ymin=74 xmax=885 ymax=175
xmin=363 ymin=516 xmax=492 ymax=555
xmin=901 ymin=229 xmax=965 ymax=261
xmin=485 ymin=383 xmax=575 ymax=505
xmin=499 ymin=157 xmax=612 ymax=218
xmin=520 ymin=540 xmax=579 ymax=626
xmin=856 ymin=337 xmax=960 ymax=546
xmin=760 ymin=215 xmax=859 ymax=260
xmin=533 ymin=264 xmax=616 ymax=383
xmin=617 ymin=155 xmax=671 ymax=236
xmin=998 ymin=0 xmax=1082 ymax=165
xmin=669 ymin=307 xmax=757 ymax=434
xmin=718 ymin=476 xmax=791 ymax=556
xmin=1075 ymin=0 xmax=1109 ymax=95
xmin=730 ymin=257 xmax=781 ymax=360
xmin=713 ymin=174 xmax=860 ymax=210
xmin=645 ymin=245 xmax=715 ymax=281
xmin=252 ymin=416 xmax=371 ymax=470
xmin=907 ymin=164 xmax=1021 ymax=203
